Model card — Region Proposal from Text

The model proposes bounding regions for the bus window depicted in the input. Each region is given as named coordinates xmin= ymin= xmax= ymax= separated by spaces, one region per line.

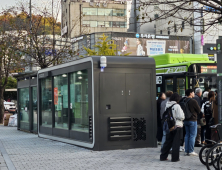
xmin=198 ymin=76 xmax=217 ymax=92
xmin=165 ymin=78 xmax=173 ymax=92
xmin=177 ymin=78 xmax=185 ymax=97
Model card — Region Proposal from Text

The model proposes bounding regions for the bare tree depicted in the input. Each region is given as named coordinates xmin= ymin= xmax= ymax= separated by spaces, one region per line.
xmin=135 ymin=0 xmax=222 ymax=34
xmin=0 ymin=12 xmax=26 ymax=122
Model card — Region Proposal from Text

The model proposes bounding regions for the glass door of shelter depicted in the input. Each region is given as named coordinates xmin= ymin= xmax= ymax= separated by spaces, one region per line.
xmin=32 ymin=87 xmax=38 ymax=132
xmin=19 ymin=88 xmax=29 ymax=131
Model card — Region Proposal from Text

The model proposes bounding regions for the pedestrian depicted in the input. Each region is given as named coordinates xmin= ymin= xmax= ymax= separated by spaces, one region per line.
xmin=160 ymin=93 xmax=185 ymax=162
xmin=160 ymin=91 xmax=173 ymax=148
xmin=183 ymin=89 xmax=201 ymax=156
xmin=200 ymin=91 xmax=209 ymax=145
xmin=213 ymin=95 xmax=218 ymax=125
xmin=201 ymin=91 xmax=215 ymax=142
xmin=156 ymin=92 xmax=166 ymax=145
xmin=193 ymin=88 xmax=203 ymax=147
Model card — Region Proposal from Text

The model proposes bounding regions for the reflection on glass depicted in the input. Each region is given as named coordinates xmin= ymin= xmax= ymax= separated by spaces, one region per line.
xmin=41 ymin=77 xmax=52 ymax=127
xmin=70 ymin=70 xmax=89 ymax=133
xmin=198 ymin=76 xmax=217 ymax=92
xmin=165 ymin=78 xmax=173 ymax=92
xmin=98 ymin=21 xmax=105 ymax=27
xmin=113 ymin=9 xmax=126 ymax=16
xmin=19 ymin=88 xmax=29 ymax=130
xmin=83 ymin=8 xmax=98 ymax=15
xmin=98 ymin=8 xmax=105 ymax=15
xmin=177 ymin=78 xmax=185 ymax=97
xmin=104 ymin=9 xmax=112 ymax=16
xmin=90 ymin=21 xmax=97 ymax=27
xmin=105 ymin=21 xmax=112 ymax=27
xmin=54 ymin=74 xmax=68 ymax=129
xmin=32 ymin=87 xmax=38 ymax=132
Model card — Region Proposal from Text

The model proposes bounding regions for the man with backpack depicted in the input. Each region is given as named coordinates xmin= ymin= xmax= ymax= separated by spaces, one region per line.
xmin=193 ymin=88 xmax=203 ymax=147
xmin=180 ymin=89 xmax=201 ymax=156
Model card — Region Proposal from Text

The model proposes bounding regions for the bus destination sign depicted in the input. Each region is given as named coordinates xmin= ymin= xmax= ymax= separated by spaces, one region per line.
xmin=201 ymin=65 xmax=217 ymax=73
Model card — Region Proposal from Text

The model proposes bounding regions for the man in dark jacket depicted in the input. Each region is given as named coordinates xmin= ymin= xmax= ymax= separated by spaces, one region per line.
xmin=193 ymin=88 xmax=202 ymax=147
xmin=184 ymin=89 xmax=201 ymax=156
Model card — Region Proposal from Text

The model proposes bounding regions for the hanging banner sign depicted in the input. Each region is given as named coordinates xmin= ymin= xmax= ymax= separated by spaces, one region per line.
xmin=54 ymin=87 xmax=58 ymax=105
xmin=146 ymin=40 xmax=166 ymax=56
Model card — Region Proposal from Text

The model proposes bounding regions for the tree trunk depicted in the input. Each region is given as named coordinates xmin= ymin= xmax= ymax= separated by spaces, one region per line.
xmin=0 ymin=88 xmax=4 ymax=124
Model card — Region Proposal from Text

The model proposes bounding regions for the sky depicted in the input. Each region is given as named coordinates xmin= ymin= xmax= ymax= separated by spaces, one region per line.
xmin=0 ymin=0 xmax=61 ymax=21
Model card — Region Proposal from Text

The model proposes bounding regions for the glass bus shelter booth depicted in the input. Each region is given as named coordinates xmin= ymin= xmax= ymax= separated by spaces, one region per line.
xmin=38 ymin=56 xmax=157 ymax=151
xmin=15 ymin=72 xmax=38 ymax=133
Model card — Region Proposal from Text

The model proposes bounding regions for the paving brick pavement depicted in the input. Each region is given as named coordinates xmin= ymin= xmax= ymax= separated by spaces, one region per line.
xmin=0 ymin=125 xmax=206 ymax=170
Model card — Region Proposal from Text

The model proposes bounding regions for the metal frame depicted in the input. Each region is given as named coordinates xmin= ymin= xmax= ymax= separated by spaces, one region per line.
xmin=17 ymin=74 xmax=37 ymax=133
xmin=38 ymin=57 xmax=95 ymax=148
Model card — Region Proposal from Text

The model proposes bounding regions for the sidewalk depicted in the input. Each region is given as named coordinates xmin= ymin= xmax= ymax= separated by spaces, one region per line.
xmin=0 ymin=125 xmax=205 ymax=170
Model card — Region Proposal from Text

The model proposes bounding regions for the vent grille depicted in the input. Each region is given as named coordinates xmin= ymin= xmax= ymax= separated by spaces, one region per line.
xmin=109 ymin=117 xmax=132 ymax=141
xmin=133 ymin=118 xmax=146 ymax=141
xmin=89 ymin=116 xmax=93 ymax=140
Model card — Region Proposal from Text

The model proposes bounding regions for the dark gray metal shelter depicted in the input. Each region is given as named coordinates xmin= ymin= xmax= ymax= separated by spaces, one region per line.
xmin=37 ymin=56 xmax=157 ymax=151
xmin=15 ymin=72 xmax=38 ymax=133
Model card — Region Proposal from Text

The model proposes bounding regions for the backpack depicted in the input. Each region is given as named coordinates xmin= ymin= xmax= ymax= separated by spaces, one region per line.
xmin=179 ymin=97 xmax=193 ymax=120
xmin=204 ymin=102 xmax=213 ymax=117
xmin=161 ymin=104 xmax=176 ymax=133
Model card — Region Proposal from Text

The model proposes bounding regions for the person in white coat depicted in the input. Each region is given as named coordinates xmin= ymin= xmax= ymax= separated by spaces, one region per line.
xmin=160 ymin=93 xmax=185 ymax=162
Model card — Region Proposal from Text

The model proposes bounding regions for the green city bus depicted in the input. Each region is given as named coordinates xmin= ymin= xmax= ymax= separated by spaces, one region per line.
xmin=150 ymin=53 xmax=217 ymax=98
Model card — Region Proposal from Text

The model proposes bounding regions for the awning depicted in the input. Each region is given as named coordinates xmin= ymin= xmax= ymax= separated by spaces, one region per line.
xmin=5 ymin=89 xmax=17 ymax=92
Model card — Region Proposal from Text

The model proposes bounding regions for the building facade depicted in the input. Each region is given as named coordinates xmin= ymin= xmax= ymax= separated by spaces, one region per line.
xmin=70 ymin=32 xmax=192 ymax=57
xmin=61 ymin=0 xmax=128 ymax=38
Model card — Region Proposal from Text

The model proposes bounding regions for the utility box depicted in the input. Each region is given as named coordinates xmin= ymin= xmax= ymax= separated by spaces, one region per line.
xmin=38 ymin=56 xmax=157 ymax=151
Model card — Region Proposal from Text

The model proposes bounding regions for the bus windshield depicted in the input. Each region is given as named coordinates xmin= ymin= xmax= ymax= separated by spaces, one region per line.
xmin=198 ymin=75 xmax=217 ymax=92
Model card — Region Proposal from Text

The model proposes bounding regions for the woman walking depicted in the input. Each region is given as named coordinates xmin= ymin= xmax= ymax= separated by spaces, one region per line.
xmin=160 ymin=93 xmax=185 ymax=162
xmin=156 ymin=92 xmax=166 ymax=144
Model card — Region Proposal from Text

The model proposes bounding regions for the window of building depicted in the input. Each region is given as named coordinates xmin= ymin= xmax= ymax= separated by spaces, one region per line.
xmin=113 ymin=9 xmax=125 ymax=16
xmin=70 ymin=70 xmax=89 ymax=133
xmin=174 ymin=24 xmax=177 ymax=32
xmin=105 ymin=21 xmax=112 ymax=27
xmin=90 ymin=21 xmax=97 ymax=27
xmin=160 ymin=30 xmax=162 ymax=34
xmin=82 ymin=21 xmax=90 ymax=27
xmin=120 ymin=22 xmax=126 ymax=28
xmin=154 ymin=14 xmax=159 ymax=19
xmin=168 ymin=27 xmax=170 ymax=35
xmin=112 ymin=21 xmax=120 ymax=27
xmin=104 ymin=9 xmax=112 ymax=16
xmin=53 ymin=74 xmax=68 ymax=129
xmin=182 ymin=21 xmax=185 ymax=29
xmin=98 ymin=21 xmax=105 ymax=27
xmin=41 ymin=77 xmax=52 ymax=127
xmin=83 ymin=8 xmax=98 ymax=15
xmin=190 ymin=18 xmax=193 ymax=26
xmin=98 ymin=8 xmax=105 ymax=15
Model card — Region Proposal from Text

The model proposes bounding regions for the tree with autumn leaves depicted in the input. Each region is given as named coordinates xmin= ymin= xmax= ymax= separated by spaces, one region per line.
xmin=0 ymin=2 xmax=78 ymax=122
xmin=83 ymin=34 xmax=131 ymax=56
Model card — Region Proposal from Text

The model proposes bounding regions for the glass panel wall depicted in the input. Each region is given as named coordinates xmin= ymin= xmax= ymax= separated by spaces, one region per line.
xmin=165 ymin=78 xmax=173 ymax=92
xmin=41 ymin=77 xmax=52 ymax=127
xmin=83 ymin=8 xmax=125 ymax=16
xmin=53 ymin=74 xmax=68 ymax=129
xmin=19 ymin=88 xmax=29 ymax=130
xmin=83 ymin=8 xmax=98 ymax=15
xmin=32 ymin=87 xmax=38 ymax=132
xmin=177 ymin=78 xmax=185 ymax=97
xmin=113 ymin=9 xmax=126 ymax=16
xmin=70 ymin=70 xmax=89 ymax=133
